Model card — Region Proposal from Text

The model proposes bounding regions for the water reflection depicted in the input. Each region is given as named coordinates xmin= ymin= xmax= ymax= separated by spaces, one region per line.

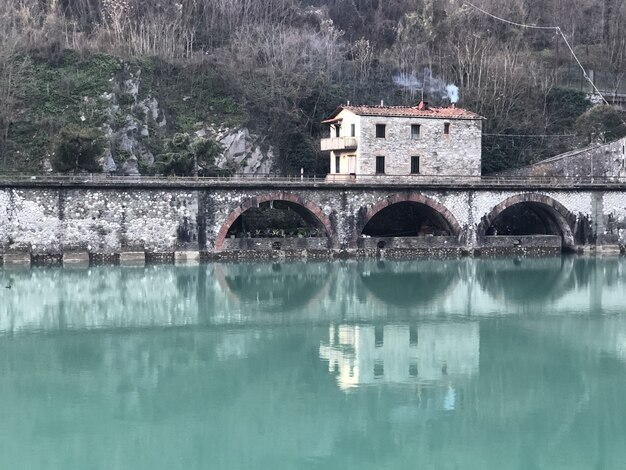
xmin=359 ymin=261 xmax=460 ymax=307
xmin=1 ymin=259 xmax=626 ymax=469
xmin=2 ymin=258 xmax=626 ymax=335
xmin=319 ymin=322 xmax=479 ymax=393
xmin=216 ymin=262 xmax=330 ymax=313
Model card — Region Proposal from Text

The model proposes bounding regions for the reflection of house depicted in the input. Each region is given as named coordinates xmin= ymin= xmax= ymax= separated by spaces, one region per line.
xmin=319 ymin=323 xmax=479 ymax=391
xmin=320 ymin=103 xmax=483 ymax=180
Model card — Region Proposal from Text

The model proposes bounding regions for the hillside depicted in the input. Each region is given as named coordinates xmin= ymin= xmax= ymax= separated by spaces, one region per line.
xmin=1 ymin=0 xmax=626 ymax=175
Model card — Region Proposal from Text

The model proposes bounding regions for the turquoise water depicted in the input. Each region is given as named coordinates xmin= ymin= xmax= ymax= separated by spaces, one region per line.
xmin=1 ymin=258 xmax=626 ymax=469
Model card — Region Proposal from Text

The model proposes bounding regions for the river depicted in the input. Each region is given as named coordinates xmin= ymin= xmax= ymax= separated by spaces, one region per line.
xmin=1 ymin=257 xmax=625 ymax=469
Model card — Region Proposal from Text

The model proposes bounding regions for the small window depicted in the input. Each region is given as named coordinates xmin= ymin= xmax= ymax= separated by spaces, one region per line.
xmin=335 ymin=124 xmax=341 ymax=137
xmin=375 ymin=325 xmax=384 ymax=347
xmin=444 ymin=122 xmax=450 ymax=136
xmin=411 ymin=124 xmax=421 ymax=140
xmin=409 ymin=328 xmax=418 ymax=345
xmin=351 ymin=123 xmax=356 ymax=137
xmin=409 ymin=363 xmax=418 ymax=377
xmin=376 ymin=124 xmax=386 ymax=138
xmin=335 ymin=155 xmax=340 ymax=173
xmin=411 ymin=156 xmax=420 ymax=174
xmin=375 ymin=156 xmax=385 ymax=174
xmin=374 ymin=361 xmax=384 ymax=378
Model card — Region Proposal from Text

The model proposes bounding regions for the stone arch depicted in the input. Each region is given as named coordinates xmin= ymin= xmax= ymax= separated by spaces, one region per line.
xmin=478 ymin=193 xmax=576 ymax=249
xmin=356 ymin=193 xmax=462 ymax=241
xmin=214 ymin=192 xmax=334 ymax=251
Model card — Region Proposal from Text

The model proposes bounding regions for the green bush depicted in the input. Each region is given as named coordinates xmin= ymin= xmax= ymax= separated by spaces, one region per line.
xmin=52 ymin=126 xmax=105 ymax=173
xmin=576 ymin=105 xmax=626 ymax=144
xmin=153 ymin=133 xmax=223 ymax=176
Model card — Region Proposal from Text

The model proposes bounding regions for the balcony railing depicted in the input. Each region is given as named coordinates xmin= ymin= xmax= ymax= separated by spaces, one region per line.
xmin=320 ymin=137 xmax=358 ymax=151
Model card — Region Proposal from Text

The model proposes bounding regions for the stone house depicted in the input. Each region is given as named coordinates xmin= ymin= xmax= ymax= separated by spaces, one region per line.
xmin=321 ymin=103 xmax=483 ymax=179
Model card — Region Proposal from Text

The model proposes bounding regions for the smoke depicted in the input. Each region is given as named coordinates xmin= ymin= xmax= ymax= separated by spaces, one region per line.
xmin=446 ymin=84 xmax=459 ymax=104
xmin=392 ymin=68 xmax=460 ymax=104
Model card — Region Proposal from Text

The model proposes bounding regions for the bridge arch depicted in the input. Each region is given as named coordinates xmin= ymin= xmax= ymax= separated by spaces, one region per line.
xmin=214 ymin=192 xmax=334 ymax=251
xmin=356 ymin=193 xmax=462 ymax=241
xmin=478 ymin=193 xmax=576 ymax=249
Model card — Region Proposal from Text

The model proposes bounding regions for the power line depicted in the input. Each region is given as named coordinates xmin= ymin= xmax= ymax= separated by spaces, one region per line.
xmin=465 ymin=1 xmax=611 ymax=106
xmin=465 ymin=1 xmax=558 ymax=30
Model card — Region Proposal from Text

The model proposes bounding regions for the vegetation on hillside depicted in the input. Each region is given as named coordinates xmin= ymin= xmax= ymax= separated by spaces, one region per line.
xmin=1 ymin=0 xmax=626 ymax=175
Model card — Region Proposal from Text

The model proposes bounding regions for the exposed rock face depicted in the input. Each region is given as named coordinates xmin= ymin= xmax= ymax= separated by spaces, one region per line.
xmin=215 ymin=128 xmax=274 ymax=174
xmin=97 ymin=65 xmax=274 ymax=175
xmin=121 ymin=155 xmax=140 ymax=176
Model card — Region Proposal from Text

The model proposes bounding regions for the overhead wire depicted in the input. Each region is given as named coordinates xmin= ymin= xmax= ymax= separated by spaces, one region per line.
xmin=465 ymin=1 xmax=611 ymax=106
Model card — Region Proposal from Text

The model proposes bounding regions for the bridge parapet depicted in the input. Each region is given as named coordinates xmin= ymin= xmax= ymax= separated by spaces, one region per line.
xmin=0 ymin=179 xmax=625 ymax=264
xmin=2 ymin=174 xmax=626 ymax=190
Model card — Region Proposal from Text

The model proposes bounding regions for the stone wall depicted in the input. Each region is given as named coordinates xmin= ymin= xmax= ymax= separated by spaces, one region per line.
xmin=500 ymin=138 xmax=626 ymax=179
xmin=1 ymin=181 xmax=626 ymax=264
xmin=358 ymin=115 xmax=482 ymax=177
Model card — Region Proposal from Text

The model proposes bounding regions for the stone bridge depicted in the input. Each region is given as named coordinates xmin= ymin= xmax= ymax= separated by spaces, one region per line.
xmin=1 ymin=176 xmax=625 ymax=264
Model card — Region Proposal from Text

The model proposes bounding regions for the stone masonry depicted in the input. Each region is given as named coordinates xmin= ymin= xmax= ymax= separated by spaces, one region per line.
xmin=322 ymin=104 xmax=483 ymax=178
xmin=499 ymin=137 xmax=626 ymax=179
xmin=1 ymin=179 xmax=626 ymax=264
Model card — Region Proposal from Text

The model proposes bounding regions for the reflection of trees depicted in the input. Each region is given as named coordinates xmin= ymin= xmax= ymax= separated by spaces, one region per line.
xmin=221 ymin=262 xmax=329 ymax=313
xmin=359 ymin=262 xmax=460 ymax=307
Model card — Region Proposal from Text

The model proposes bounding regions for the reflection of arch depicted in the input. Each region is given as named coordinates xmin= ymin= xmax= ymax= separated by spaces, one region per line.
xmin=214 ymin=262 xmax=332 ymax=313
xmin=214 ymin=193 xmax=334 ymax=251
xmin=359 ymin=262 xmax=460 ymax=308
xmin=478 ymin=193 xmax=576 ymax=249
xmin=476 ymin=257 xmax=576 ymax=305
xmin=356 ymin=193 xmax=461 ymax=241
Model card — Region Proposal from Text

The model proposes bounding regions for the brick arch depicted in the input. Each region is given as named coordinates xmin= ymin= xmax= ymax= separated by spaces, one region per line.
xmin=356 ymin=193 xmax=462 ymax=241
xmin=214 ymin=192 xmax=335 ymax=252
xmin=478 ymin=193 xmax=576 ymax=248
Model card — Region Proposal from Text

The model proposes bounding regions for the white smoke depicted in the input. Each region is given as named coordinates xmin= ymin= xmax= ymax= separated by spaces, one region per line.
xmin=446 ymin=84 xmax=459 ymax=104
xmin=392 ymin=68 xmax=460 ymax=104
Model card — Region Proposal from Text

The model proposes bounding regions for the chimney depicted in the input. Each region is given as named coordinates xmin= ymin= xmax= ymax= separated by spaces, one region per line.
xmin=380 ymin=99 xmax=384 ymax=107
xmin=347 ymin=100 xmax=350 ymax=105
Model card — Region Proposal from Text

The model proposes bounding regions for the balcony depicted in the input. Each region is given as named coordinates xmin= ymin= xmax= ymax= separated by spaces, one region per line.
xmin=320 ymin=137 xmax=358 ymax=152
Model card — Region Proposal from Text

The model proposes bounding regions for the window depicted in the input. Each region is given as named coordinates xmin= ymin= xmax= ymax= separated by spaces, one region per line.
xmin=409 ymin=328 xmax=418 ymax=346
xmin=409 ymin=363 xmax=418 ymax=377
xmin=411 ymin=124 xmax=421 ymax=140
xmin=375 ymin=156 xmax=385 ymax=174
xmin=375 ymin=326 xmax=384 ymax=347
xmin=335 ymin=124 xmax=341 ymax=137
xmin=375 ymin=124 xmax=386 ymax=138
xmin=410 ymin=156 xmax=420 ymax=174
xmin=351 ymin=123 xmax=356 ymax=137
xmin=374 ymin=361 xmax=384 ymax=378
xmin=444 ymin=122 xmax=450 ymax=136
xmin=335 ymin=155 xmax=341 ymax=173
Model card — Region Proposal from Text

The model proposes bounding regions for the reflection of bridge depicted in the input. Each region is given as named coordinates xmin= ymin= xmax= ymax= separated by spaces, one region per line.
xmin=3 ymin=258 xmax=625 ymax=335
xmin=2 ymin=176 xmax=626 ymax=263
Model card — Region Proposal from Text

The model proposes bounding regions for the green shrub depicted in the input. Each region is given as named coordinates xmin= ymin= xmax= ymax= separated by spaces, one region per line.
xmin=576 ymin=105 xmax=626 ymax=144
xmin=153 ymin=133 xmax=223 ymax=176
xmin=52 ymin=126 xmax=104 ymax=173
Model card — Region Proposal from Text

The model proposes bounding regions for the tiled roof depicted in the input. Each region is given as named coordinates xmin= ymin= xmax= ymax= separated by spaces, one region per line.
xmin=322 ymin=104 xmax=483 ymax=122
